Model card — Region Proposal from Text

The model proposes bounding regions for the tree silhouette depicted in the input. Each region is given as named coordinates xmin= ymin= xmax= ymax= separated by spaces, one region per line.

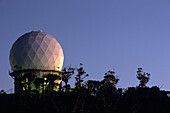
xmin=136 ymin=68 xmax=150 ymax=88
xmin=22 ymin=71 xmax=36 ymax=92
xmin=62 ymin=67 xmax=75 ymax=92
xmin=0 ymin=90 xmax=6 ymax=94
xmin=86 ymin=80 xmax=101 ymax=96
xmin=34 ymin=77 xmax=44 ymax=92
xmin=102 ymin=70 xmax=119 ymax=87
xmin=16 ymin=70 xmax=36 ymax=92
xmin=75 ymin=64 xmax=88 ymax=89
xmin=45 ymin=74 xmax=61 ymax=91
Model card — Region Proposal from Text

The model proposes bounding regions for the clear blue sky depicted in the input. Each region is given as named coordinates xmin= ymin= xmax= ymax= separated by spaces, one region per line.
xmin=1 ymin=0 xmax=170 ymax=92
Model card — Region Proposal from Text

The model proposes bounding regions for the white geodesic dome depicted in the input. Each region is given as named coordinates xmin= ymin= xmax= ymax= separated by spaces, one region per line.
xmin=9 ymin=31 xmax=64 ymax=71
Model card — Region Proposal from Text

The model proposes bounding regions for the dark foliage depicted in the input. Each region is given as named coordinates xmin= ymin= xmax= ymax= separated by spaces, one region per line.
xmin=2 ymin=67 xmax=170 ymax=113
xmin=62 ymin=67 xmax=75 ymax=91
xmin=74 ymin=64 xmax=88 ymax=90
xmin=136 ymin=68 xmax=150 ymax=88
xmin=1 ymin=86 xmax=170 ymax=113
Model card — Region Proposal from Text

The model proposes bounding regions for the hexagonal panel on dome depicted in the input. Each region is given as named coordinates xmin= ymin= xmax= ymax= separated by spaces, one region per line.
xmin=9 ymin=31 xmax=64 ymax=71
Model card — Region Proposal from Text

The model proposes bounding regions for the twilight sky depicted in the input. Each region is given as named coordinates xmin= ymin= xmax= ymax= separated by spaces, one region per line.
xmin=1 ymin=0 xmax=170 ymax=92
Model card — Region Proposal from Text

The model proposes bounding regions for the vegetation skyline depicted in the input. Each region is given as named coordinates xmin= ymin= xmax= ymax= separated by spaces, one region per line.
xmin=1 ymin=0 xmax=170 ymax=91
